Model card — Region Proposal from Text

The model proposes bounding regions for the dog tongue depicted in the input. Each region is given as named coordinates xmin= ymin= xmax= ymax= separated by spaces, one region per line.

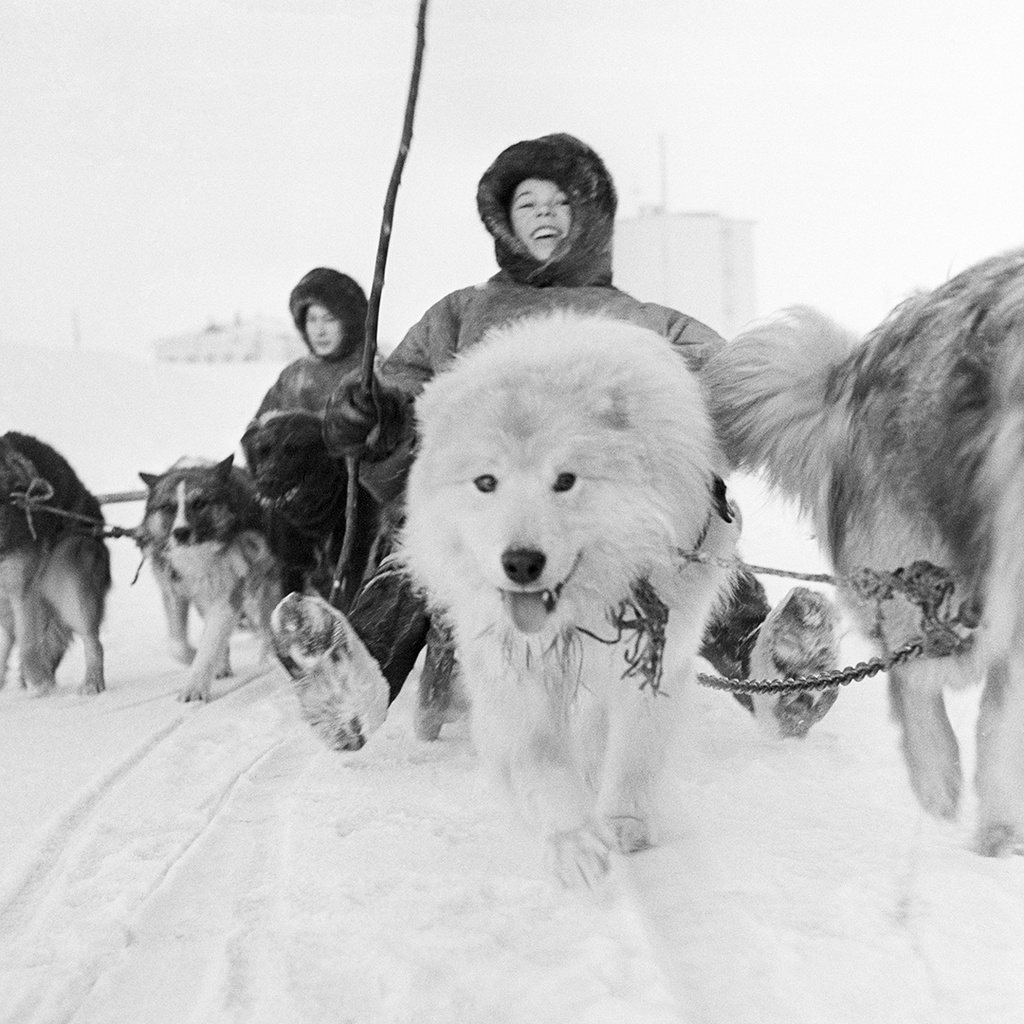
xmin=504 ymin=591 xmax=554 ymax=634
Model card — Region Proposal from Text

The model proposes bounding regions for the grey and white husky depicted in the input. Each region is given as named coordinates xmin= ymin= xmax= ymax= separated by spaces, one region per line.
xmin=138 ymin=456 xmax=281 ymax=702
xmin=706 ymin=247 xmax=1024 ymax=856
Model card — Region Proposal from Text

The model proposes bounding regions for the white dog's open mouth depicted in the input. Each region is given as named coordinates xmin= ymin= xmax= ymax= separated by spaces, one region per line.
xmin=500 ymin=553 xmax=581 ymax=634
xmin=501 ymin=587 xmax=561 ymax=633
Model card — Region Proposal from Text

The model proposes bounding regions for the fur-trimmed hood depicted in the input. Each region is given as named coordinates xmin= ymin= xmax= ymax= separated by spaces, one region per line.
xmin=476 ymin=133 xmax=618 ymax=287
xmin=288 ymin=267 xmax=368 ymax=362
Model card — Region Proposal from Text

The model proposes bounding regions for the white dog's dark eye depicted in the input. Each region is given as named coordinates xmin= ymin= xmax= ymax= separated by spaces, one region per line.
xmin=553 ymin=472 xmax=576 ymax=492
xmin=474 ymin=474 xmax=498 ymax=493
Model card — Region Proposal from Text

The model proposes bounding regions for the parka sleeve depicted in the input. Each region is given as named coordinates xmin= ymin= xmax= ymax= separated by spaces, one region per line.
xmin=252 ymin=367 xmax=291 ymax=419
xmin=661 ymin=309 xmax=726 ymax=373
xmin=378 ymin=291 xmax=466 ymax=397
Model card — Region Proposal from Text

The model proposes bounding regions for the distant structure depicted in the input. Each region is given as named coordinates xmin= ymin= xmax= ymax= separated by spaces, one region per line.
xmin=613 ymin=207 xmax=757 ymax=339
xmin=154 ymin=314 xmax=306 ymax=363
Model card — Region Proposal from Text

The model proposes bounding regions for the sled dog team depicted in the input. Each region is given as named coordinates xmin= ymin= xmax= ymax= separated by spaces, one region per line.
xmin=3 ymin=132 xmax=1024 ymax=883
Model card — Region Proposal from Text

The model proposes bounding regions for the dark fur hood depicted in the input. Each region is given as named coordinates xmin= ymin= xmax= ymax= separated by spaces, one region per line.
xmin=476 ymin=133 xmax=618 ymax=287
xmin=288 ymin=268 xmax=368 ymax=362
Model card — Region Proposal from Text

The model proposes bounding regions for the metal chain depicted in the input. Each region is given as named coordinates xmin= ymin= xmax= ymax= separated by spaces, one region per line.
xmin=697 ymin=639 xmax=924 ymax=695
xmin=678 ymin=548 xmax=980 ymax=694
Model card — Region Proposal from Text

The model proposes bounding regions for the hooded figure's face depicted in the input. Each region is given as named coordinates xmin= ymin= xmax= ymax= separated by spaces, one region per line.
xmin=304 ymin=303 xmax=345 ymax=358
xmin=476 ymin=134 xmax=617 ymax=288
xmin=509 ymin=179 xmax=572 ymax=261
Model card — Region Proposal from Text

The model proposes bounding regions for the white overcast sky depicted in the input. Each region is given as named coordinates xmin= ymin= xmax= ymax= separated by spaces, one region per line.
xmin=2 ymin=0 xmax=1022 ymax=355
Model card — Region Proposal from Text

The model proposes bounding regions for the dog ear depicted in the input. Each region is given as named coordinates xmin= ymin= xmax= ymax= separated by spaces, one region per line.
xmin=215 ymin=454 xmax=235 ymax=478
xmin=138 ymin=472 xmax=159 ymax=489
xmin=712 ymin=475 xmax=734 ymax=522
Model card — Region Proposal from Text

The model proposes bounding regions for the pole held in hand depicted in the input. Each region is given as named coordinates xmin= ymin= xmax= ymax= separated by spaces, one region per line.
xmin=330 ymin=0 xmax=430 ymax=610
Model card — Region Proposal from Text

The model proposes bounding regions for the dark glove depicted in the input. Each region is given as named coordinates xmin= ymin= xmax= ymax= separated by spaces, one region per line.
xmin=323 ymin=371 xmax=407 ymax=461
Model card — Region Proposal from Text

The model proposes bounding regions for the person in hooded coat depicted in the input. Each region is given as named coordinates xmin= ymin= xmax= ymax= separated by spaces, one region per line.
xmin=241 ymin=268 xmax=373 ymax=598
xmin=251 ymin=267 xmax=369 ymax=420
xmin=311 ymin=133 xmax=815 ymax=747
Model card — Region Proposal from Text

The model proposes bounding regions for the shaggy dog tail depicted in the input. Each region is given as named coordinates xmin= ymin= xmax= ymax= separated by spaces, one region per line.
xmin=983 ymin=318 xmax=1024 ymax=653
xmin=703 ymin=307 xmax=855 ymax=507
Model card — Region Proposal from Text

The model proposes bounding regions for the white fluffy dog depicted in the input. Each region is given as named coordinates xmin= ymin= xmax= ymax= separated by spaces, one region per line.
xmin=401 ymin=312 xmax=739 ymax=887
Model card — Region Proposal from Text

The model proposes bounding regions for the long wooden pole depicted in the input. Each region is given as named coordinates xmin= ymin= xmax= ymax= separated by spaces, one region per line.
xmin=329 ymin=0 xmax=430 ymax=610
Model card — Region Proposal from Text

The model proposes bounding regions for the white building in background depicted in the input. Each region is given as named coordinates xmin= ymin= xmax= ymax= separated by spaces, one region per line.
xmin=154 ymin=314 xmax=306 ymax=363
xmin=613 ymin=207 xmax=757 ymax=339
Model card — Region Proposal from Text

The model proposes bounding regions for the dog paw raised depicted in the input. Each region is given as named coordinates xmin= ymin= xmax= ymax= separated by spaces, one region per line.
xmin=546 ymin=825 xmax=612 ymax=889
xmin=270 ymin=593 xmax=389 ymax=752
xmin=749 ymin=586 xmax=841 ymax=738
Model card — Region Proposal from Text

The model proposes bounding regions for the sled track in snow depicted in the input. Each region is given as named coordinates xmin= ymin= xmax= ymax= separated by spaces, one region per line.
xmin=0 ymin=665 xmax=293 ymax=1024
xmin=0 ymin=715 xmax=187 ymax=932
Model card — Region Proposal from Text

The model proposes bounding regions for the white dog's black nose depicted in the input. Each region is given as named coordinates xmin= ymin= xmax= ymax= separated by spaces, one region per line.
xmin=502 ymin=546 xmax=546 ymax=585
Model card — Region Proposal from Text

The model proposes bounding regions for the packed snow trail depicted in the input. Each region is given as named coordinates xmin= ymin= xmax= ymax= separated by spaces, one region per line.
xmin=0 ymin=670 xmax=677 ymax=1024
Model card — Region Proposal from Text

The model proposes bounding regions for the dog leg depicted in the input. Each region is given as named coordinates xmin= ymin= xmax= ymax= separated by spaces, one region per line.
xmin=974 ymin=658 xmax=1024 ymax=856
xmin=160 ymin=580 xmax=195 ymax=666
xmin=467 ymin=670 xmax=610 ymax=889
xmin=531 ymin=756 xmax=611 ymax=891
xmin=77 ymin=629 xmax=105 ymax=696
xmin=13 ymin=591 xmax=59 ymax=693
xmin=0 ymin=601 xmax=14 ymax=689
xmin=192 ymin=593 xmax=233 ymax=679
xmin=415 ymin=619 xmax=459 ymax=742
xmin=525 ymin=740 xmax=611 ymax=891
xmin=180 ymin=597 xmax=238 ymax=702
xmin=42 ymin=571 xmax=106 ymax=696
xmin=747 ymin=587 xmax=841 ymax=738
xmin=595 ymin=682 xmax=670 ymax=856
xmin=270 ymin=593 xmax=389 ymax=751
xmin=888 ymin=664 xmax=961 ymax=819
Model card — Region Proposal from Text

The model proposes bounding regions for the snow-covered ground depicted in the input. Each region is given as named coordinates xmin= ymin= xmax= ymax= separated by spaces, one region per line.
xmin=1 ymin=343 xmax=1022 ymax=1024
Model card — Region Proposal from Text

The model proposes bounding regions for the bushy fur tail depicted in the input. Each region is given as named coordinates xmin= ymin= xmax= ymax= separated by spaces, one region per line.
xmin=983 ymin=320 xmax=1024 ymax=653
xmin=703 ymin=307 xmax=856 ymax=508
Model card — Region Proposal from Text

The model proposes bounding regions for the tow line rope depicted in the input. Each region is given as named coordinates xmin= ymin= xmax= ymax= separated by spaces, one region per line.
xmin=7 ymin=481 xmax=142 ymax=542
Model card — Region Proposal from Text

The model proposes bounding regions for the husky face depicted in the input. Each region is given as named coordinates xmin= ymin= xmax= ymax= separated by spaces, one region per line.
xmin=404 ymin=313 xmax=729 ymax=640
xmin=139 ymin=455 xmax=258 ymax=553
